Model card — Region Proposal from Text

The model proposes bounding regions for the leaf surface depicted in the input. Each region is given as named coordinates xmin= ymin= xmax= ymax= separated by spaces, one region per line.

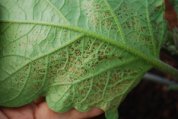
xmin=0 ymin=0 xmax=168 ymax=118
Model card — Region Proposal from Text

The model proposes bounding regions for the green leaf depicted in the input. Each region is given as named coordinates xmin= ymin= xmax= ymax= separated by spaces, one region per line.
xmin=0 ymin=0 xmax=178 ymax=118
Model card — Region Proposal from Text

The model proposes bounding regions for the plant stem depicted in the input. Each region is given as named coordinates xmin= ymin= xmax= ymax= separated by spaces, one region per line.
xmin=150 ymin=59 xmax=178 ymax=78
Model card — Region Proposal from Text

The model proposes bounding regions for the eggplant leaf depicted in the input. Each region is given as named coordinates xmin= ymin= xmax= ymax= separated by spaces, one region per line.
xmin=0 ymin=0 xmax=177 ymax=119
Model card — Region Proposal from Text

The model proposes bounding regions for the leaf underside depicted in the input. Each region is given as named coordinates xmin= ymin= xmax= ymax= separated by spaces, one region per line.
xmin=0 ymin=0 xmax=166 ymax=118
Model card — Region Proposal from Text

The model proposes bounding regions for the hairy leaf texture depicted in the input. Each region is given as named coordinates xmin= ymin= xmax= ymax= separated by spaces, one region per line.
xmin=0 ymin=0 xmax=168 ymax=118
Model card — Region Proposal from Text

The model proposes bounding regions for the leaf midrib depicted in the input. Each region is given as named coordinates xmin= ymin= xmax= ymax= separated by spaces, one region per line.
xmin=0 ymin=19 xmax=178 ymax=77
